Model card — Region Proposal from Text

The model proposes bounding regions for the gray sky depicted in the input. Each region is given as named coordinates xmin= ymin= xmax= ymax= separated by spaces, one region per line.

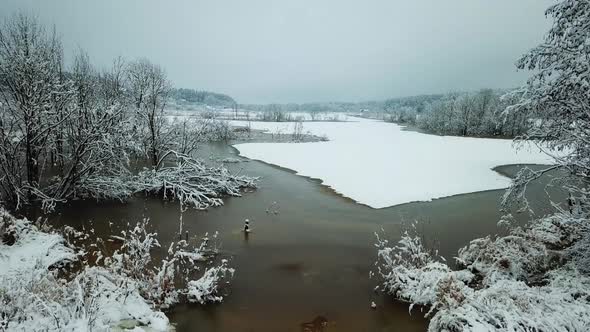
xmin=1 ymin=0 xmax=553 ymax=104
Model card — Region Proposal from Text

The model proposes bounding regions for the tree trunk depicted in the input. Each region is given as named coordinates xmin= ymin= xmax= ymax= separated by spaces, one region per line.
xmin=149 ymin=109 xmax=158 ymax=166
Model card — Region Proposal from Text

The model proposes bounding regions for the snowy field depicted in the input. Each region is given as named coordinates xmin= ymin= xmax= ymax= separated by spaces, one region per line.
xmin=231 ymin=117 xmax=553 ymax=208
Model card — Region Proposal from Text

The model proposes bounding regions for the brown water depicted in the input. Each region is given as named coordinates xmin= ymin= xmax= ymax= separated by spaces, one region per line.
xmin=40 ymin=142 xmax=565 ymax=332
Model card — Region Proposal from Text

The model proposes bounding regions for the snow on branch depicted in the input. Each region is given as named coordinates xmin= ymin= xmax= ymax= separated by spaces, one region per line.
xmin=0 ymin=207 xmax=235 ymax=331
xmin=100 ymin=220 xmax=235 ymax=310
xmin=74 ymin=151 xmax=257 ymax=211
xmin=186 ymin=259 xmax=235 ymax=305
xmin=374 ymin=226 xmax=472 ymax=315
xmin=0 ymin=13 xmax=257 ymax=213
xmin=374 ymin=214 xmax=590 ymax=331
xmin=429 ymin=267 xmax=590 ymax=332
xmin=132 ymin=151 xmax=257 ymax=210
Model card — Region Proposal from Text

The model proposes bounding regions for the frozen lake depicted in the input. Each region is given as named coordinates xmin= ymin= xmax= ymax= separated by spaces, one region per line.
xmin=232 ymin=117 xmax=552 ymax=208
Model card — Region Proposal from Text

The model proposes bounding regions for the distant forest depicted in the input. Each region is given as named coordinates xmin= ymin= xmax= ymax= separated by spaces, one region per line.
xmin=378 ymin=89 xmax=529 ymax=138
xmin=171 ymin=87 xmax=526 ymax=138
xmin=169 ymin=88 xmax=236 ymax=108
xmin=238 ymin=89 xmax=527 ymax=138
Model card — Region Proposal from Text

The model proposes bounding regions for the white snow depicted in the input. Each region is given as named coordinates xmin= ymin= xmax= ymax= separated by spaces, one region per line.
xmin=231 ymin=116 xmax=552 ymax=208
xmin=0 ymin=210 xmax=172 ymax=331
xmin=374 ymin=214 xmax=590 ymax=331
xmin=186 ymin=259 xmax=234 ymax=304
xmin=0 ymin=221 xmax=77 ymax=279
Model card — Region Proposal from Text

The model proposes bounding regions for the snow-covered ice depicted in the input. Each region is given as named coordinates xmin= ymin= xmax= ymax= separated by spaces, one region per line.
xmin=232 ymin=116 xmax=553 ymax=208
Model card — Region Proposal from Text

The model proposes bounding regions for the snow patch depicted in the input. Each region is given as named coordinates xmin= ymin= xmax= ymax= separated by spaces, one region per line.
xmin=0 ymin=210 xmax=172 ymax=331
xmin=232 ymin=117 xmax=552 ymax=208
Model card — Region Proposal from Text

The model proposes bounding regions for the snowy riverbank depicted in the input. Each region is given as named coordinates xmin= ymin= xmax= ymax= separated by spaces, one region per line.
xmin=0 ymin=208 xmax=233 ymax=331
xmin=231 ymin=117 xmax=552 ymax=208
xmin=0 ymin=209 xmax=172 ymax=331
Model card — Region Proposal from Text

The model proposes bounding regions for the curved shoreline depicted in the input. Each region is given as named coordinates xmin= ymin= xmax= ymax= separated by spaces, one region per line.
xmin=230 ymin=144 xmax=551 ymax=210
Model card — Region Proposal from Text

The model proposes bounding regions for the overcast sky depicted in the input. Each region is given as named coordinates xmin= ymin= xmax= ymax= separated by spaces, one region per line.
xmin=1 ymin=0 xmax=553 ymax=104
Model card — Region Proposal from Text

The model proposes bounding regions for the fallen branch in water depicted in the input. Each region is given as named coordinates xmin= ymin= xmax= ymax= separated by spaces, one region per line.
xmin=74 ymin=151 xmax=258 ymax=211
xmin=135 ymin=151 xmax=257 ymax=210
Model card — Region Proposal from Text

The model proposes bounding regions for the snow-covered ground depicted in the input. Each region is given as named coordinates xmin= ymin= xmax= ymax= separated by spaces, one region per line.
xmin=0 ymin=210 xmax=172 ymax=331
xmin=231 ymin=116 xmax=553 ymax=208
xmin=0 ymin=209 xmax=234 ymax=331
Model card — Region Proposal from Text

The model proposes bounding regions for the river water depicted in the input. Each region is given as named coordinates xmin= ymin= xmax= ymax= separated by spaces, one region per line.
xmin=41 ymin=142 xmax=564 ymax=332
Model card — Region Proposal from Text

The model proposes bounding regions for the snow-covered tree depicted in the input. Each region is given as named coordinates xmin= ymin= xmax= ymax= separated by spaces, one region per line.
xmin=127 ymin=58 xmax=171 ymax=166
xmin=97 ymin=56 xmax=127 ymax=110
xmin=0 ymin=14 xmax=256 ymax=212
xmin=504 ymin=0 xmax=590 ymax=212
xmin=376 ymin=2 xmax=590 ymax=330
xmin=0 ymin=13 xmax=73 ymax=208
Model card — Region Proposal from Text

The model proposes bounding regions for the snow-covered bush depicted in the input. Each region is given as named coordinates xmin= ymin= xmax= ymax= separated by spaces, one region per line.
xmin=375 ymin=216 xmax=590 ymax=331
xmin=98 ymin=220 xmax=234 ymax=310
xmin=0 ymin=209 xmax=168 ymax=331
xmin=0 ymin=208 xmax=235 ymax=331
xmin=166 ymin=118 xmax=236 ymax=155
xmin=186 ymin=259 xmax=234 ymax=304
xmin=429 ymin=265 xmax=590 ymax=332
xmin=568 ymin=231 xmax=590 ymax=274
xmin=375 ymin=227 xmax=473 ymax=315
xmin=377 ymin=1 xmax=590 ymax=330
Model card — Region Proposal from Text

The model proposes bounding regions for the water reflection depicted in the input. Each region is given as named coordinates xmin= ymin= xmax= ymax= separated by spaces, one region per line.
xmin=300 ymin=316 xmax=329 ymax=332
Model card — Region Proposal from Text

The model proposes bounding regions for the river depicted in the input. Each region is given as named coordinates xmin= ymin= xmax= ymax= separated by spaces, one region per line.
xmin=39 ymin=141 xmax=564 ymax=332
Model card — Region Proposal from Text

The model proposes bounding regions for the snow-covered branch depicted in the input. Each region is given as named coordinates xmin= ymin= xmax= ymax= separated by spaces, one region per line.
xmin=0 ymin=14 xmax=257 ymax=213
xmin=123 ymin=152 xmax=257 ymax=210
xmin=375 ymin=214 xmax=590 ymax=331
xmin=0 ymin=207 xmax=235 ymax=331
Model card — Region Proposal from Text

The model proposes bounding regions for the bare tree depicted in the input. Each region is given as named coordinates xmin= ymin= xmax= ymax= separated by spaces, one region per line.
xmin=0 ymin=13 xmax=72 ymax=206
xmin=98 ymin=56 xmax=127 ymax=109
xmin=45 ymin=50 xmax=131 ymax=207
xmin=127 ymin=58 xmax=171 ymax=166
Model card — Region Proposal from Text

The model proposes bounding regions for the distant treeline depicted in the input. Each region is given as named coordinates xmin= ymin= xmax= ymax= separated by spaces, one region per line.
xmin=380 ymin=89 xmax=529 ymax=137
xmin=169 ymin=88 xmax=236 ymax=108
xmin=239 ymin=95 xmax=443 ymax=116
xmin=239 ymin=90 xmax=528 ymax=137
xmin=169 ymin=88 xmax=527 ymax=138
xmin=241 ymin=102 xmax=352 ymax=114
